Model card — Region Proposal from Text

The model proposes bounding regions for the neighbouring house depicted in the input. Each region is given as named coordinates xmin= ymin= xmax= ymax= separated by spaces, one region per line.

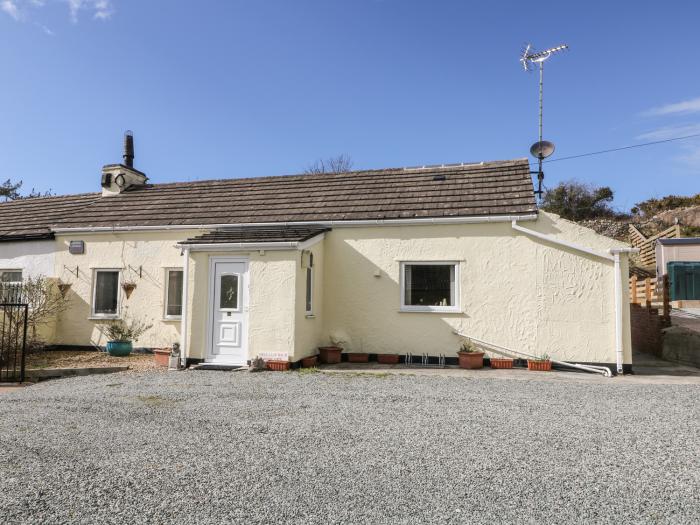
xmin=656 ymin=238 xmax=700 ymax=303
xmin=0 ymin=137 xmax=636 ymax=372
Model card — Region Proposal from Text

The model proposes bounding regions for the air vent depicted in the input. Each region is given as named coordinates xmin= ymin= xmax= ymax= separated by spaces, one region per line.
xmin=68 ymin=240 xmax=85 ymax=255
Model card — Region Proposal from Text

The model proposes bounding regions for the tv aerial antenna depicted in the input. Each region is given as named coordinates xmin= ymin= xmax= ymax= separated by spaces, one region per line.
xmin=520 ymin=43 xmax=568 ymax=198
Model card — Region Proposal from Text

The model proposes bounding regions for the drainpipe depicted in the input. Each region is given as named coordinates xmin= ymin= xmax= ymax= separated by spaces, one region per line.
xmin=609 ymin=248 xmax=634 ymax=375
xmin=179 ymin=246 xmax=191 ymax=368
xmin=512 ymin=221 xmax=637 ymax=374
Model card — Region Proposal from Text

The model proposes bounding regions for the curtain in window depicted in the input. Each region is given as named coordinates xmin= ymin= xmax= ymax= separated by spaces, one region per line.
xmin=95 ymin=271 xmax=119 ymax=314
xmin=167 ymin=270 xmax=184 ymax=316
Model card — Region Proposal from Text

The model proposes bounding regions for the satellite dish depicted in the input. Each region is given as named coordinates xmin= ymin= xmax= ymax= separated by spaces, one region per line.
xmin=530 ymin=140 xmax=555 ymax=160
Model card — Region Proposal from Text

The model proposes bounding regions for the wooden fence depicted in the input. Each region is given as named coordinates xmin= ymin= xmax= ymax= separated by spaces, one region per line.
xmin=629 ymin=224 xmax=681 ymax=267
xmin=629 ymin=274 xmax=670 ymax=320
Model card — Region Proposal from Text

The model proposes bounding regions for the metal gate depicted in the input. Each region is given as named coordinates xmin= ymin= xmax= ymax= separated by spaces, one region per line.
xmin=0 ymin=302 xmax=29 ymax=383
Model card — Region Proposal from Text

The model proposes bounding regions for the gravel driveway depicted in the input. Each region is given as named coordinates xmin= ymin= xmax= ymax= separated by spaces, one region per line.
xmin=1 ymin=370 xmax=698 ymax=524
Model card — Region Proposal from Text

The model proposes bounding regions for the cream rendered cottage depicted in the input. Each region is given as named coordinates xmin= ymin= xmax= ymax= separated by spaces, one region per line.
xmin=0 ymin=139 xmax=636 ymax=373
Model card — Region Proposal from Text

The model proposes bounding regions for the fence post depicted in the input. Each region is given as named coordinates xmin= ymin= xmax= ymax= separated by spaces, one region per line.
xmin=645 ymin=277 xmax=652 ymax=307
xmin=630 ymin=275 xmax=638 ymax=304
xmin=662 ymin=274 xmax=671 ymax=322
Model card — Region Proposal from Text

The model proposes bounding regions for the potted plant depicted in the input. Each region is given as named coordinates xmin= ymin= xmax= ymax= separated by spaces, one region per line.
xmin=490 ymin=356 xmax=514 ymax=369
xmin=265 ymin=359 xmax=290 ymax=371
xmin=457 ymin=339 xmax=484 ymax=369
xmin=318 ymin=336 xmax=345 ymax=364
xmin=527 ymin=353 xmax=552 ymax=371
xmin=103 ymin=317 xmax=152 ymax=357
xmin=301 ymin=355 xmax=318 ymax=368
xmin=377 ymin=353 xmax=400 ymax=365
xmin=121 ymin=281 xmax=137 ymax=299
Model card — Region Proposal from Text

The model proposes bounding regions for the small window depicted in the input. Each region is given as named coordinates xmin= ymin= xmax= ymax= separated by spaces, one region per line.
xmin=305 ymin=253 xmax=314 ymax=315
xmin=401 ymin=262 xmax=459 ymax=312
xmin=220 ymin=274 xmax=239 ymax=310
xmin=165 ymin=269 xmax=184 ymax=318
xmin=93 ymin=270 xmax=120 ymax=317
xmin=0 ymin=270 xmax=22 ymax=284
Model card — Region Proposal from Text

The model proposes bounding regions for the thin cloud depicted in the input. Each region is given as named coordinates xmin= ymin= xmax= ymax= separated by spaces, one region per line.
xmin=0 ymin=0 xmax=114 ymax=23
xmin=636 ymin=123 xmax=700 ymax=141
xmin=1 ymin=0 xmax=21 ymax=20
xmin=642 ymin=96 xmax=700 ymax=117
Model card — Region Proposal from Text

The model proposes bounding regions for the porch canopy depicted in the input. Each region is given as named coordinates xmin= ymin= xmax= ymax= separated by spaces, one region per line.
xmin=178 ymin=225 xmax=329 ymax=250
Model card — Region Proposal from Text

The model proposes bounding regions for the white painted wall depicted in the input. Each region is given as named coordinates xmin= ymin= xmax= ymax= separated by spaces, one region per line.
xmin=0 ymin=240 xmax=56 ymax=278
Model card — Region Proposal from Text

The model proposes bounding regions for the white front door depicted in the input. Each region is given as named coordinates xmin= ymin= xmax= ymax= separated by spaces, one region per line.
xmin=208 ymin=258 xmax=248 ymax=365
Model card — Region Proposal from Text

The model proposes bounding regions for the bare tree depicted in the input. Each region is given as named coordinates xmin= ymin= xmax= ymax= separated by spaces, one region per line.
xmin=304 ymin=154 xmax=354 ymax=175
xmin=1 ymin=179 xmax=53 ymax=201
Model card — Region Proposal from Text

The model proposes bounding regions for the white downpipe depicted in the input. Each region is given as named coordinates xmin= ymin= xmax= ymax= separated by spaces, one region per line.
xmin=454 ymin=331 xmax=613 ymax=377
xmin=611 ymin=250 xmax=625 ymax=374
xmin=179 ymin=246 xmax=191 ymax=368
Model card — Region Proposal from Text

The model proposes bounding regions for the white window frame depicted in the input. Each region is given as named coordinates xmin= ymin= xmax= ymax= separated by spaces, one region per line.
xmin=399 ymin=261 xmax=461 ymax=313
xmin=91 ymin=268 xmax=122 ymax=319
xmin=0 ymin=269 xmax=23 ymax=284
xmin=305 ymin=259 xmax=314 ymax=316
xmin=164 ymin=268 xmax=184 ymax=320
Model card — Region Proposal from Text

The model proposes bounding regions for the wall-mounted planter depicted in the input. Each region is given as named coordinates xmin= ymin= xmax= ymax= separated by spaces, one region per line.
xmin=527 ymin=359 xmax=552 ymax=371
xmin=458 ymin=351 xmax=484 ymax=369
xmin=490 ymin=357 xmax=514 ymax=369
xmin=301 ymin=356 xmax=318 ymax=368
xmin=153 ymin=348 xmax=171 ymax=367
xmin=318 ymin=346 xmax=342 ymax=364
xmin=266 ymin=360 xmax=290 ymax=372
xmin=57 ymin=282 xmax=72 ymax=298
xmin=377 ymin=354 xmax=400 ymax=365
xmin=347 ymin=353 xmax=369 ymax=363
xmin=121 ymin=282 xmax=137 ymax=299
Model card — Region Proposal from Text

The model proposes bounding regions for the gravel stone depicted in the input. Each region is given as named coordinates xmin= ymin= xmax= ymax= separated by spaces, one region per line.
xmin=0 ymin=371 xmax=698 ymax=524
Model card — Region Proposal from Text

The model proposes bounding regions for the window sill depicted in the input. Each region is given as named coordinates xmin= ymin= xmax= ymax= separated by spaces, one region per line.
xmin=88 ymin=316 xmax=121 ymax=321
xmin=162 ymin=317 xmax=182 ymax=322
xmin=399 ymin=307 xmax=462 ymax=314
xmin=305 ymin=314 xmax=316 ymax=319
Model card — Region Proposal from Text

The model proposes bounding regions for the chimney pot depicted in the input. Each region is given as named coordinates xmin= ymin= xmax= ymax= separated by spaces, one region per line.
xmin=123 ymin=130 xmax=134 ymax=168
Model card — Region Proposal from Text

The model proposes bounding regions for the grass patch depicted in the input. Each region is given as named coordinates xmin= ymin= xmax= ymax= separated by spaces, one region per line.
xmin=324 ymin=371 xmax=392 ymax=379
xmin=296 ymin=367 xmax=320 ymax=375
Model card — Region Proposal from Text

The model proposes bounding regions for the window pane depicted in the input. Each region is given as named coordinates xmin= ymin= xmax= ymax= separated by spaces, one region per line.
xmin=305 ymin=267 xmax=313 ymax=312
xmin=405 ymin=265 xmax=454 ymax=307
xmin=95 ymin=271 xmax=119 ymax=314
xmin=220 ymin=274 xmax=239 ymax=309
xmin=1 ymin=271 xmax=22 ymax=283
xmin=167 ymin=270 xmax=183 ymax=316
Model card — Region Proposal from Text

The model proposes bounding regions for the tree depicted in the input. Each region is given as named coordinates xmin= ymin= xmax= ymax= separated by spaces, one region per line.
xmin=541 ymin=181 xmax=615 ymax=221
xmin=0 ymin=179 xmax=53 ymax=201
xmin=304 ymin=154 xmax=354 ymax=175
xmin=631 ymin=193 xmax=700 ymax=217
xmin=1 ymin=179 xmax=22 ymax=201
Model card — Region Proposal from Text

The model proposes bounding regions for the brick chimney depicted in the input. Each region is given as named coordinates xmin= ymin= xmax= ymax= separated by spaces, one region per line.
xmin=101 ymin=130 xmax=148 ymax=196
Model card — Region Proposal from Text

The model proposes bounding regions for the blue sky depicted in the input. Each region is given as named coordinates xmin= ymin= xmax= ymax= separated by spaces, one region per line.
xmin=1 ymin=1 xmax=698 ymax=211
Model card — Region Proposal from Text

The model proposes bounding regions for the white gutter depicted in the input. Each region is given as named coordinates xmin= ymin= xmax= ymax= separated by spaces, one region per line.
xmin=511 ymin=220 xmax=638 ymax=375
xmin=184 ymin=241 xmax=300 ymax=252
xmin=511 ymin=220 xmax=614 ymax=261
xmin=50 ymin=214 xmax=539 ymax=235
xmin=454 ymin=330 xmax=613 ymax=377
xmin=179 ymin=246 xmax=191 ymax=368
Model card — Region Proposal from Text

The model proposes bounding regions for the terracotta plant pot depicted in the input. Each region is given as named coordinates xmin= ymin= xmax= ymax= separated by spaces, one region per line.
xmin=527 ymin=359 xmax=552 ymax=371
xmin=458 ymin=351 xmax=484 ymax=369
xmin=347 ymin=353 xmax=369 ymax=363
xmin=318 ymin=346 xmax=342 ymax=364
xmin=377 ymin=354 xmax=400 ymax=365
xmin=266 ymin=360 xmax=290 ymax=372
xmin=490 ymin=357 xmax=514 ymax=369
xmin=301 ymin=356 xmax=318 ymax=368
xmin=153 ymin=348 xmax=171 ymax=367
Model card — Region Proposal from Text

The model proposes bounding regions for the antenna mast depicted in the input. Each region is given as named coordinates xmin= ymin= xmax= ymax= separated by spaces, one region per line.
xmin=520 ymin=43 xmax=568 ymax=198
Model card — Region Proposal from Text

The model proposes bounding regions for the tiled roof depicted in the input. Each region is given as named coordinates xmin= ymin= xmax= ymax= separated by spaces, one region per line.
xmin=0 ymin=193 xmax=100 ymax=242
xmin=51 ymin=159 xmax=536 ymax=229
xmin=0 ymin=159 xmax=537 ymax=240
xmin=180 ymin=226 xmax=330 ymax=245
